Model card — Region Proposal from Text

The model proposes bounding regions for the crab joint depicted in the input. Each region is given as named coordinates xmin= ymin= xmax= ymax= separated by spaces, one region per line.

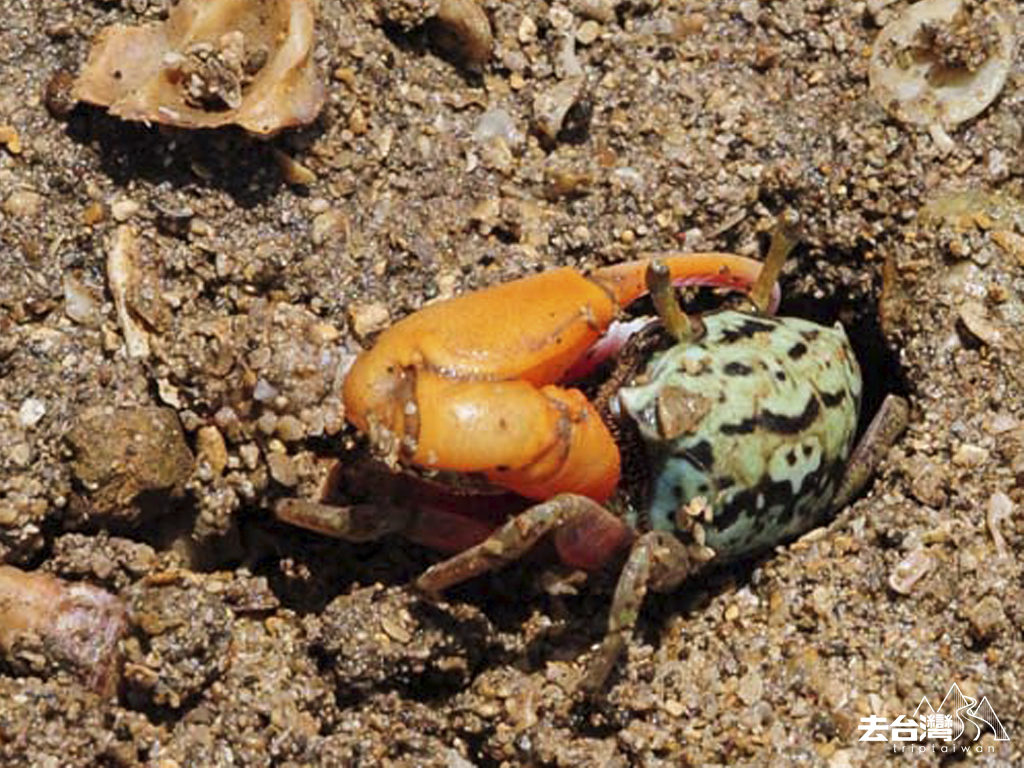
xmin=645 ymin=259 xmax=703 ymax=342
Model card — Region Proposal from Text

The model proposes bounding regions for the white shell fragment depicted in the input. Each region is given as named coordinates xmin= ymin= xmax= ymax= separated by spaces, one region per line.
xmin=869 ymin=0 xmax=1015 ymax=127
xmin=74 ymin=0 xmax=325 ymax=136
xmin=107 ymin=226 xmax=151 ymax=360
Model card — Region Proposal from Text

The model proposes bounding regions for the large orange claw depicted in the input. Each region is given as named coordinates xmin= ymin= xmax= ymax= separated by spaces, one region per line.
xmin=342 ymin=253 xmax=767 ymax=502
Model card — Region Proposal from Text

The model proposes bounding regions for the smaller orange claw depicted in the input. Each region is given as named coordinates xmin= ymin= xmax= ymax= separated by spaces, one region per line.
xmin=343 ymin=252 xmax=768 ymax=502
xmin=590 ymin=251 xmax=769 ymax=308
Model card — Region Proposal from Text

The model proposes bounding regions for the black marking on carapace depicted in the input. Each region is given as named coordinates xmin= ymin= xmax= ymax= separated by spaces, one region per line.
xmin=801 ymin=329 xmax=821 ymax=342
xmin=760 ymin=397 xmax=820 ymax=435
xmin=723 ymin=361 xmax=754 ymax=376
xmin=719 ymin=417 xmax=757 ymax=436
xmin=786 ymin=450 xmax=797 ymax=466
xmin=719 ymin=317 xmax=777 ymax=343
xmin=787 ymin=342 xmax=808 ymax=360
xmin=775 ymin=370 xmax=787 ymax=381
xmin=820 ymin=389 xmax=847 ymax=408
xmin=721 ymin=397 xmax=821 ymax=437
xmin=683 ymin=439 xmax=714 ymax=471
xmin=715 ymin=448 xmax=840 ymax=538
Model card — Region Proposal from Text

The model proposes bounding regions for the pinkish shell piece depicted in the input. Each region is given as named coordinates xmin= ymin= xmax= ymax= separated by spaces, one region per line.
xmin=74 ymin=0 xmax=324 ymax=136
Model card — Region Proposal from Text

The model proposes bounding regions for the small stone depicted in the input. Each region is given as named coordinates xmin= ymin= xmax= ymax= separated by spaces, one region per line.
xmin=18 ymin=398 xmax=46 ymax=428
xmin=907 ymin=456 xmax=947 ymax=507
xmin=986 ymin=491 xmax=1013 ymax=558
xmin=311 ymin=209 xmax=348 ymax=246
xmin=992 ymin=230 xmax=1024 ymax=266
xmin=273 ymin=149 xmax=316 ymax=185
xmin=111 ymin=198 xmax=140 ymax=221
xmin=3 ymin=189 xmax=43 ymax=218
xmin=963 ymin=595 xmax=1006 ymax=641
xmin=517 ymin=15 xmax=537 ymax=44
xmin=10 ymin=443 xmax=32 ymax=467
xmin=576 ymin=20 xmax=601 ymax=45
xmin=83 ymin=201 xmax=106 ymax=225
xmin=266 ymin=452 xmax=298 ymax=487
xmin=67 ymin=406 xmax=194 ymax=518
xmin=533 ymin=76 xmax=585 ymax=141
xmin=275 ymin=415 xmax=305 ymax=442
xmin=348 ymin=302 xmax=390 ymax=342
xmin=958 ymin=301 xmax=1013 ymax=349
xmin=889 ymin=548 xmax=934 ymax=595
xmin=572 ymin=0 xmax=614 ymax=23
xmin=737 ymin=670 xmax=763 ymax=705
xmin=196 ymin=426 xmax=228 ymax=475
xmin=239 ymin=443 xmax=260 ymax=470
xmin=952 ymin=444 xmax=989 ymax=468
xmin=0 ymin=124 xmax=21 ymax=154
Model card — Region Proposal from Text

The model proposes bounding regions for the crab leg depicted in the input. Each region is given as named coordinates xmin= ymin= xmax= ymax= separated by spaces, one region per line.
xmin=344 ymin=253 xmax=773 ymax=501
xmin=831 ymin=393 xmax=910 ymax=510
xmin=415 ymin=493 xmax=632 ymax=596
xmin=580 ymin=531 xmax=699 ymax=692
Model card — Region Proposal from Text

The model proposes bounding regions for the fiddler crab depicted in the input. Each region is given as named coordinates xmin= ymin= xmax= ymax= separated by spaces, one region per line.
xmin=276 ymin=214 xmax=909 ymax=691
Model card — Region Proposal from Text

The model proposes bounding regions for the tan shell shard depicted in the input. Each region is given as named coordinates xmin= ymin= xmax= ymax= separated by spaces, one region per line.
xmin=869 ymin=0 xmax=1016 ymax=128
xmin=74 ymin=0 xmax=325 ymax=136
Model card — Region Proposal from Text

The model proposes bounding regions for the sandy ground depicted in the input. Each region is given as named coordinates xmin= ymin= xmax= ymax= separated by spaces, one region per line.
xmin=1 ymin=0 xmax=1022 ymax=765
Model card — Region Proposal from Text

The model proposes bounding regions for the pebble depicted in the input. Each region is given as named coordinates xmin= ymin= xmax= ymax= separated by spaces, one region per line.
xmin=266 ymin=453 xmax=298 ymax=487
xmin=963 ymin=595 xmax=1006 ymax=641
xmin=889 ymin=548 xmax=934 ymax=595
xmin=275 ymin=415 xmax=305 ymax=442
xmin=986 ymin=491 xmax=1012 ymax=558
xmin=474 ymin=108 xmax=521 ymax=147
xmin=196 ymin=426 xmax=228 ymax=475
xmin=239 ymin=443 xmax=260 ymax=470
xmin=0 ymin=124 xmax=21 ymax=154
xmin=576 ymin=20 xmax=601 ymax=45
xmin=572 ymin=0 xmax=614 ymax=23
xmin=311 ymin=209 xmax=348 ymax=246
xmin=952 ymin=443 xmax=990 ymax=468
xmin=3 ymin=189 xmax=43 ymax=218
xmin=348 ymin=302 xmax=390 ymax=342
xmin=18 ymin=398 xmax=46 ymax=428
xmin=111 ymin=198 xmax=140 ymax=221
xmin=533 ymin=76 xmax=585 ymax=141
xmin=737 ymin=670 xmax=763 ymax=705
xmin=518 ymin=15 xmax=537 ymax=44
xmin=992 ymin=230 xmax=1024 ymax=266
xmin=907 ymin=456 xmax=947 ymax=507
xmin=274 ymin=149 xmax=316 ymax=185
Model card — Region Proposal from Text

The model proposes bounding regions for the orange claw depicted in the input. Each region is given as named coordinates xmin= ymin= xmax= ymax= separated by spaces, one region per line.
xmin=343 ymin=253 xmax=767 ymax=502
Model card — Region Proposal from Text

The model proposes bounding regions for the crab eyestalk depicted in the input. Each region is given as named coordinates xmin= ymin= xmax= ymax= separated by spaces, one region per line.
xmin=646 ymin=259 xmax=704 ymax=343
xmin=749 ymin=209 xmax=801 ymax=314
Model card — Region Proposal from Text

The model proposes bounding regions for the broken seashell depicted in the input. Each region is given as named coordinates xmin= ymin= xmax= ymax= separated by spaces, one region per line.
xmin=869 ymin=0 xmax=1015 ymax=128
xmin=74 ymin=0 xmax=325 ymax=136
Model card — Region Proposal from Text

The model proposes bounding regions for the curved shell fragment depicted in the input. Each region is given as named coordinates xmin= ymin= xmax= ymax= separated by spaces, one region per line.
xmin=869 ymin=0 xmax=1015 ymax=127
xmin=74 ymin=0 xmax=325 ymax=136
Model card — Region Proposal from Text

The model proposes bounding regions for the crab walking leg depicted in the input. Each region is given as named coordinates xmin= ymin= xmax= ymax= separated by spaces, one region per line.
xmin=275 ymin=498 xmax=500 ymax=553
xmin=831 ymin=394 xmax=910 ymax=510
xmin=276 ymin=498 xmax=414 ymax=542
xmin=580 ymin=531 xmax=697 ymax=693
xmin=415 ymin=494 xmax=632 ymax=596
